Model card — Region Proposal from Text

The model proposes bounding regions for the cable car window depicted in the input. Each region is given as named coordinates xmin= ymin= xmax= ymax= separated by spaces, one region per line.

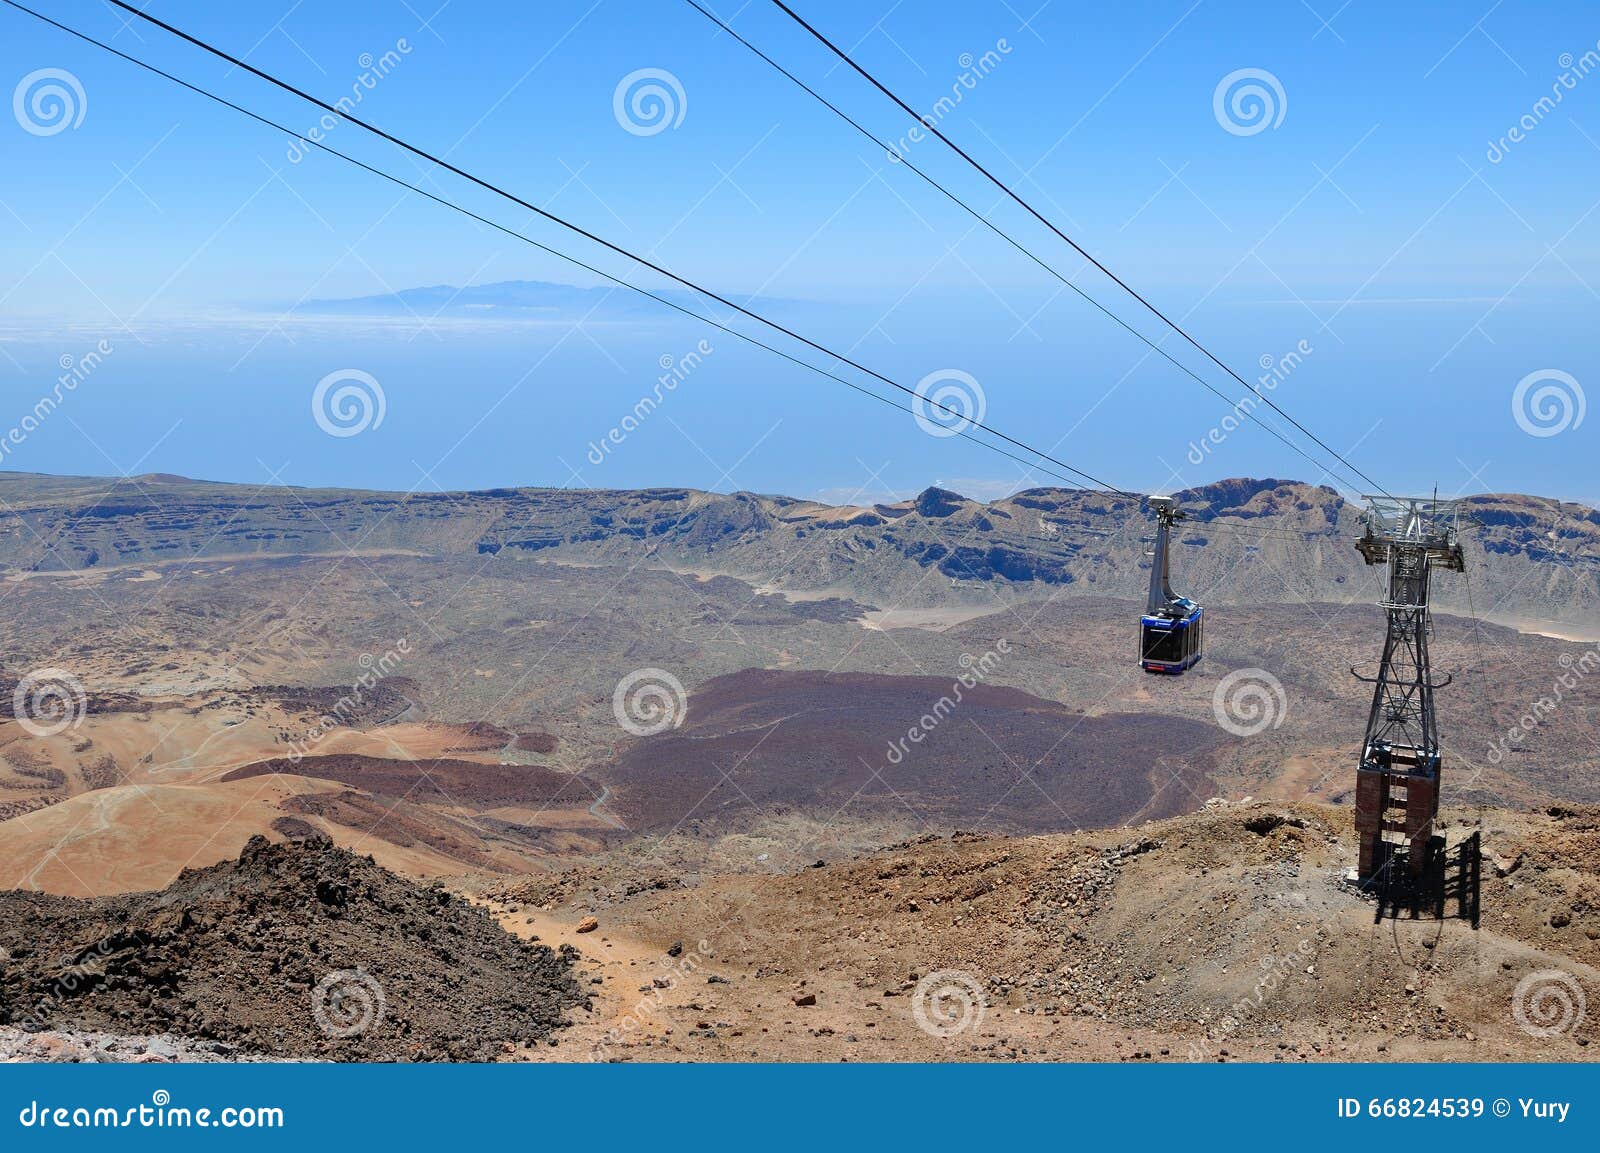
xmin=1143 ymin=625 xmax=1184 ymax=664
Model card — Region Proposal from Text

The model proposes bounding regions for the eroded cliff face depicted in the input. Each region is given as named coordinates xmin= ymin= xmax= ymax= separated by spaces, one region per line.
xmin=0 ymin=472 xmax=1593 ymax=624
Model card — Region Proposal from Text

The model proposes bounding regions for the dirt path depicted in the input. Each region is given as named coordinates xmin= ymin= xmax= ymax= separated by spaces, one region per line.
xmin=586 ymin=784 xmax=625 ymax=830
xmin=1 ymin=548 xmax=434 ymax=582
xmin=486 ymin=902 xmax=702 ymax=1060
xmin=860 ymin=605 xmax=1004 ymax=632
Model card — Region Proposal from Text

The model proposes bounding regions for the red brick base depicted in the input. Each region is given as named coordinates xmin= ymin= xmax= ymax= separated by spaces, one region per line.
xmin=1355 ymin=768 xmax=1438 ymax=880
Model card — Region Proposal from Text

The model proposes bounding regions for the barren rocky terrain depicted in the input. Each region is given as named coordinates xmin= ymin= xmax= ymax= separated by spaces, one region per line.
xmin=0 ymin=472 xmax=1596 ymax=629
xmin=2 ymin=799 xmax=1592 ymax=1063
xmin=0 ymin=834 xmax=584 ymax=1061
xmin=0 ymin=471 xmax=1594 ymax=1062
xmin=488 ymin=800 xmax=1598 ymax=1064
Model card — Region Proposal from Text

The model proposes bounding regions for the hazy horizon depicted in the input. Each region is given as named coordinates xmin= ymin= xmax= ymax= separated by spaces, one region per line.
xmin=3 ymin=1 xmax=1597 ymax=509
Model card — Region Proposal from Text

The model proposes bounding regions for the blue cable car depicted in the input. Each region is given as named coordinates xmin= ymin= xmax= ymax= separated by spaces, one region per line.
xmin=1140 ymin=496 xmax=1204 ymax=675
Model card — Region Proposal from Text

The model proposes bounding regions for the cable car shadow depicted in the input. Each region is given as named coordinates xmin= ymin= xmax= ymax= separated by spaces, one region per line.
xmin=1365 ymin=831 xmax=1481 ymax=928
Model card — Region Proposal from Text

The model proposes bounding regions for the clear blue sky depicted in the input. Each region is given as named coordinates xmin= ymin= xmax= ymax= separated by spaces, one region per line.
xmin=1 ymin=0 xmax=1596 ymax=505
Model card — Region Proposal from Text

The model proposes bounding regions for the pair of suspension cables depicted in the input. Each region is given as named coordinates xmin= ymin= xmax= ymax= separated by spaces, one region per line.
xmin=6 ymin=0 xmax=1389 ymax=537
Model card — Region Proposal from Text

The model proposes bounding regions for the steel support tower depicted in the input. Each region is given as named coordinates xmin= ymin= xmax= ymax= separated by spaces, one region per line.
xmin=1352 ymin=496 xmax=1465 ymax=881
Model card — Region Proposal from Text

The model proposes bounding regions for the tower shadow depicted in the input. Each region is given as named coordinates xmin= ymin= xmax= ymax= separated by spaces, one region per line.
xmin=1367 ymin=831 xmax=1480 ymax=927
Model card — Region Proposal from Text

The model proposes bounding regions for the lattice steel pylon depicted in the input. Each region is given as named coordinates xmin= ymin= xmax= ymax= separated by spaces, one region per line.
xmin=1351 ymin=496 xmax=1465 ymax=882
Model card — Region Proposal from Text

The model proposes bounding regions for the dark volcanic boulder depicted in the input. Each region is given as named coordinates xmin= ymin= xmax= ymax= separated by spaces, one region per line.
xmin=0 ymin=836 xmax=586 ymax=1061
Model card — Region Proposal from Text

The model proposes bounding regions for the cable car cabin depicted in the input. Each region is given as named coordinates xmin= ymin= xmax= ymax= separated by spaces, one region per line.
xmin=1141 ymin=599 xmax=1203 ymax=674
xmin=1140 ymin=496 xmax=1204 ymax=675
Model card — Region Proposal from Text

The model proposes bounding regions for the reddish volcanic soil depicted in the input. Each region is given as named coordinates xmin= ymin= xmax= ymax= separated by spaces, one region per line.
xmin=222 ymin=754 xmax=594 ymax=810
xmin=598 ymin=669 xmax=1228 ymax=835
